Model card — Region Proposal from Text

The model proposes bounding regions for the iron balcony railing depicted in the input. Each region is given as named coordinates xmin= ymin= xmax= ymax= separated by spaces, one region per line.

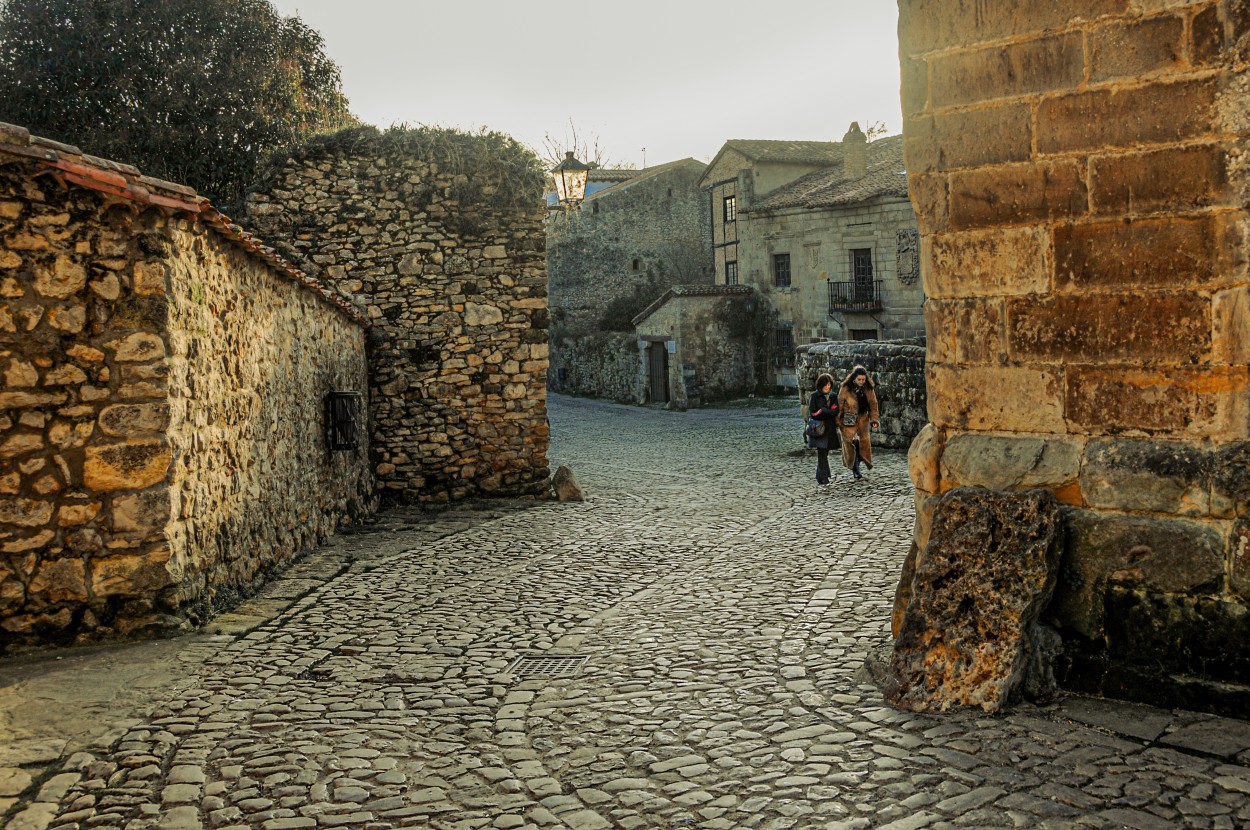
xmin=829 ymin=280 xmax=884 ymax=312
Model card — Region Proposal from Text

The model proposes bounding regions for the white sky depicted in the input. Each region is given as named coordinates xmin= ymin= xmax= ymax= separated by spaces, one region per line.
xmin=268 ymin=0 xmax=903 ymax=169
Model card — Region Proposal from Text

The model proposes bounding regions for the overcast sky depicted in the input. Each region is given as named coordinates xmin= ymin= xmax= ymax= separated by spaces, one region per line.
xmin=268 ymin=1 xmax=903 ymax=169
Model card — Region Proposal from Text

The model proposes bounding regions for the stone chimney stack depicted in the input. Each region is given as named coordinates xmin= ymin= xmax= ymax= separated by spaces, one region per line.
xmin=842 ymin=122 xmax=867 ymax=179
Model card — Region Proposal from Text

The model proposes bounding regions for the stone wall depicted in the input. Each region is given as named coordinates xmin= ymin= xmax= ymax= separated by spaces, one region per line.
xmin=548 ymin=332 xmax=640 ymax=404
xmin=244 ymin=127 xmax=550 ymax=504
xmin=900 ymin=0 xmax=1250 ymax=712
xmin=796 ymin=340 xmax=927 ymax=449
xmin=0 ymin=128 xmax=372 ymax=650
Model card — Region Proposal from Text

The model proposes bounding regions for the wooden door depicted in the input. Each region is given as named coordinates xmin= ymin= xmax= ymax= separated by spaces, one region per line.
xmin=648 ymin=343 xmax=668 ymax=403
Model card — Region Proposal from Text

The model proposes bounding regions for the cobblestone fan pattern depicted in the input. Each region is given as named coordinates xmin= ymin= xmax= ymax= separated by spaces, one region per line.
xmin=6 ymin=395 xmax=1250 ymax=830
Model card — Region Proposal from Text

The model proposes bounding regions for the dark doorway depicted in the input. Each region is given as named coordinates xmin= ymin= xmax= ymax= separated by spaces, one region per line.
xmin=647 ymin=343 xmax=669 ymax=403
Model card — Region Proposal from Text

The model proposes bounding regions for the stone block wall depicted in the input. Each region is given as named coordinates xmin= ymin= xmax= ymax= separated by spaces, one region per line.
xmin=797 ymin=341 xmax=927 ymax=449
xmin=0 ymin=129 xmax=372 ymax=649
xmin=244 ymin=128 xmax=550 ymax=504
xmin=900 ymin=0 xmax=1250 ymax=711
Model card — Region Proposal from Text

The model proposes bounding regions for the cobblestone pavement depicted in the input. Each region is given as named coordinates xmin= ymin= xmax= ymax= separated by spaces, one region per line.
xmin=4 ymin=393 xmax=1250 ymax=830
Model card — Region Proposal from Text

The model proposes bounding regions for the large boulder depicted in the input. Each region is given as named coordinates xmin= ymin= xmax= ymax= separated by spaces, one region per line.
xmin=887 ymin=487 xmax=1063 ymax=713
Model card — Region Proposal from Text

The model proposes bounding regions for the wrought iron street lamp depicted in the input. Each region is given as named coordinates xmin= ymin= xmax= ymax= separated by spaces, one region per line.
xmin=552 ymin=151 xmax=590 ymax=208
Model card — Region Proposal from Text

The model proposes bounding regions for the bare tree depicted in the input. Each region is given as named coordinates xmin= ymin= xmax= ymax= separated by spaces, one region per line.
xmin=540 ymin=118 xmax=635 ymax=170
xmin=864 ymin=120 xmax=890 ymax=140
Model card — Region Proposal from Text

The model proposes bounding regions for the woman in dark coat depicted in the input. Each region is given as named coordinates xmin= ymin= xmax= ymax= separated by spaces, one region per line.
xmin=807 ymin=372 xmax=840 ymax=486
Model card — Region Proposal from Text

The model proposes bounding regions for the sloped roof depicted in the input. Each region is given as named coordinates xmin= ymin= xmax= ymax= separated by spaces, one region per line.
xmin=632 ymin=284 xmax=753 ymax=326
xmin=719 ymin=139 xmax=843 ymax=165
xmin=748 ymin=135 xmax=908 ymax=212
xmin=588 ymin=158 xmax=706 ymax=200
xmin=589 ymin=167 xmax=639 ymax=183
xmin=0 ymin=121 xmax=368 ymax=326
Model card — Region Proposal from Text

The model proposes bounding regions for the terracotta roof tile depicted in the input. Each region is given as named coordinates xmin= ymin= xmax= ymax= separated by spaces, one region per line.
xmin=0 ymin=121 xmax=368 ymax=327
xmin=747 ymin=135 xmax=908 ymax=212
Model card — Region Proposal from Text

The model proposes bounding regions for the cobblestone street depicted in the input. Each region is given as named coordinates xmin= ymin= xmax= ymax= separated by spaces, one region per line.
xmin=4 ymin=393 xmax=1250 ymax=830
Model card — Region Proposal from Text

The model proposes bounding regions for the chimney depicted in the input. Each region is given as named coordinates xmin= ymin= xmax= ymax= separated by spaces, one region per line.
xmin=842 ymin=122 xmax=867 ymax=179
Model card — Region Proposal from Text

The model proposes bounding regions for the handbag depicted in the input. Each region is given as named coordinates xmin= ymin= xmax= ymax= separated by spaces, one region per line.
xmin=805 ymin=417 xmax=826 ymax=439
xmin=841 ymin=409 xmax=859 ymax=427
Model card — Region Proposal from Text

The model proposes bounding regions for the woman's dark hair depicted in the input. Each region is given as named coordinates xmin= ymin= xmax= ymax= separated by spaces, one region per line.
xmin=841 ymin=365 xmax=874 ymax=389
xmin=815 ymin=373 xmax=834 ymax=391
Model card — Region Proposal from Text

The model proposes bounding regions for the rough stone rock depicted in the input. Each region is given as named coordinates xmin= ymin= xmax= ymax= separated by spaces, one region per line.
xmin=888 ymin=487 xmax=1063 ymax=713
xmin=82 ymin=441 xmax=171 ymax=491
xmin=552 ymin=465 xmax=584 ymax=502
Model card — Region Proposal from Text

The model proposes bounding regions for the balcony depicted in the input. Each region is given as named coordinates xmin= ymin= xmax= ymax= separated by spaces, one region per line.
xmin=829 ymin=280 xmax=883 ymax=313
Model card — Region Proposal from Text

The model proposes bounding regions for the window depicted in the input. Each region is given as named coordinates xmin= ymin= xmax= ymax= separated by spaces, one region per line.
xmin=723 ymin=195 xmax=737 ymax=223
xmin=852 ymin=248 xmax=874 ymax=301
xmin=725 ymin=261 xmax=739 ymax=285
xmin=775 ymin=327 xmax=795 ymax=367
xmin=632 ymin=259 xmax=641 ymax=271
xmin=851 ymin=328 xmax=878 ymax=341
xmin=592 ymin=202 xmax=600 ymax=214
xmin=773 ymin=253 xmax=791 ymax=288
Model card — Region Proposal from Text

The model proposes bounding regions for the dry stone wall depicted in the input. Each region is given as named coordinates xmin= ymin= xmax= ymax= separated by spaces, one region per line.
xmin=797 ymin=340 xmax=927 ymax=449
xmin=244 ymin=129 xmax=550 ymax=504
xmin=0 ymin=140 xmax=371 ymax=650
xmin=900 ymin=0 xmax=1250 ymax=713
xmin=163 ymin=219 xmax=373 ymax=617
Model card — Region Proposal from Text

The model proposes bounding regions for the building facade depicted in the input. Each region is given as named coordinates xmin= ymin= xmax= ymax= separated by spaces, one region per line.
xmin=701 ymin=125 xmax=922 ymax=390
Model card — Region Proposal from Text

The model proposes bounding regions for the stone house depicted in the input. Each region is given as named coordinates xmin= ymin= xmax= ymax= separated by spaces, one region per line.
xmin=546 ymin=158 xmax=712 ymax=401
xmin=631 ymin=284 xmax=760 ymax=408
xmin=701 ymin=125 xmax=922 ymax=391
xmin=0 ymin=122 xmax=373 ymax=648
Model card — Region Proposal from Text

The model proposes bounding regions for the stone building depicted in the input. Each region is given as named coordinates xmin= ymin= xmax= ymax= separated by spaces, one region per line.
xmin=244 ymin=127 xmax=550 ymax=505
xmin=701 ymin=127 xmax=922 ymax=390
xmin=546 ymin=158 xmax=712 ymax=401
xmin=0 ymin=123 xmax=373 ymax=649
xmin=899 ymin=1 xmax=1250 ymax=714
xmin=632 ymin=284 xmax=762 ymax=408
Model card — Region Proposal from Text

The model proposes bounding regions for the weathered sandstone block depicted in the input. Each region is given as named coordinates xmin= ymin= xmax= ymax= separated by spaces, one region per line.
xmin=98 ymin=403 xmax=170 ymax=438
xmin=940 ymin=434 xmax=1082 ymax=494
xmin=928 ymin=365 xmax=1064 ymax=432
xmin=89 ymin=550 xmax=175 ymax=597
xmin=907 ymin=423 xmax=943 ymax=493
xmin=1052 ymin=510 xmax=1225 ymax=640
xmin=888 ymin=488 xmax=1063 ymax=712
xmin=108 ymin=332 xmax=166 ymax=362
xmin=0 ymin=498 xmax=52 ymax=527
xmin=1213 ymin=442 xmax=1250 ymax=518
xmin=33 ymin=256 xmax=87 ymax=299
xmin=1082 ymin=439 xmax=1211 ymax=516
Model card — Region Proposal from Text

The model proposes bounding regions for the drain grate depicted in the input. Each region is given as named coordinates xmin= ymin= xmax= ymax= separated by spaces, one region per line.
xmin=507 ymin=654 xmax=589 ymax=678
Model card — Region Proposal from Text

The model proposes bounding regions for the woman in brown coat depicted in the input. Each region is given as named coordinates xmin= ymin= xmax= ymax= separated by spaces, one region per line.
xmin=837 ymin=365 xmax=879 ymax=480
